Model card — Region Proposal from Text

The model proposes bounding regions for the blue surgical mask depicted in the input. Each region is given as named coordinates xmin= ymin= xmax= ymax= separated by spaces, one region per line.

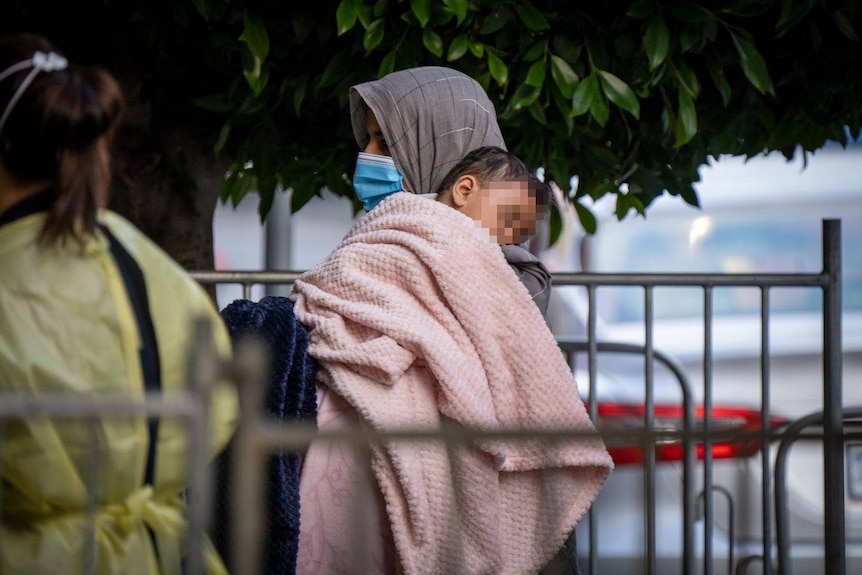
xmin=353 ymin=152 xmax=405 ymax=212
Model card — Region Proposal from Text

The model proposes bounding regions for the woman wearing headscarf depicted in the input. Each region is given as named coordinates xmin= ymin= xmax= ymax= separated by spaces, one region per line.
xmin=0 ymin=33 xmax=238 ymax=575
xmin=292 ymin=67 xmax=612 ymax=575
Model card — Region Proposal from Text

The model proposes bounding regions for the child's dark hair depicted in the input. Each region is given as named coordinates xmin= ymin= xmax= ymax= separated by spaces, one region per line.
xmin=0 ymin=33 xmax=124 ymax=246
xmin=436 ymin=146 xmax=551 ymax=213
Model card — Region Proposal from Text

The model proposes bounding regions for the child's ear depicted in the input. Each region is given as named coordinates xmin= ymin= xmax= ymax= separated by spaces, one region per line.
xmin=450 ymin=175 xmax=478 ymax=208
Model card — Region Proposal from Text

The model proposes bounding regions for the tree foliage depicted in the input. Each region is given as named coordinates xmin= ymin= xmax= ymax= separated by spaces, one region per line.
xmin=5 ymin=1 xmax=862 ymax=240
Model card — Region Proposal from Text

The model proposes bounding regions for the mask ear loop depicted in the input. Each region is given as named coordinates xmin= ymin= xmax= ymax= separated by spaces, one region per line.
xmin=0 ymin=51 xmax=68 ymax=135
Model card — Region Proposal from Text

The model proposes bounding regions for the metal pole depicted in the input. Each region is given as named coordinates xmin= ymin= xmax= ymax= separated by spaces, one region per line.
xmin=587 ymin=285 xmax=599 ymax=575
xmin=703 ymin=286 xmax=714 ymax=575
xmin=760 ymin=288 xmax=773 ymax=575
xmin=644 ymin=286 xmax=657 ymax=575
xmin=822 ymin=219 xmax=844 ymax=574
xmin=230 ymin=335 xmax=270 ymax=575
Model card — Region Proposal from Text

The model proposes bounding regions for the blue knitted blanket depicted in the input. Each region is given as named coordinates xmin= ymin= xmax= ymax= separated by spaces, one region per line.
xmin=214 ymin=296 xmax=318 ymax=575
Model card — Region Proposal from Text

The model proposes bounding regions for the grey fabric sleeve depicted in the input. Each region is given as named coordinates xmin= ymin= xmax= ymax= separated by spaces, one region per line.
xmin=501 ymin=244 xmax=552 ymax=318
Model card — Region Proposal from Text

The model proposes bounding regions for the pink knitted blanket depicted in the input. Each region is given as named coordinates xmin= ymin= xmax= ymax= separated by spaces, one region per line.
xmin=291 ymin=192 xmax=613 ymax=575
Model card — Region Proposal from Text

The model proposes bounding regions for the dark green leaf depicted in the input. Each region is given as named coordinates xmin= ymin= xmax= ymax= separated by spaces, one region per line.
xmin=551 ymin=87 xmax=574 ymax=134
xmin=317 ymin=52 xmax=348 ymax=89
xmin=833 ymin=10 xmax=860 ymax=41
xmin=373 ymin=0 xmax=387 ymax=18
xmin=516 ymin=4 xmax=550 ymax=31
xmin=547 ymin=144 xmax=571 ymax=186
xmin=590 ymin=91 xmax=609 ymax=126
xmin=680 ymin=28 xmax=700 ymax=52
xmin=730 ymin=29 xmax=775 ymax=95
xmin=626 ymin=0 xmax=654 ymax=19
xmin=242 ymin=52 xmax=268 ymax=95
xmin=480 ymin=10 xmax=510 ymax=35
xmin=675 ymin=88 xmax=697 ymax=146
xmin=676 ymin=182 xmax=700 ymax=207
xmin=575 ymin=202 xmax=598 ymax=234
xmin=487 ymin=50 xmax=509 ymax=85
xmin=509 ymin=83 xmax=542 ymax=111
xmin=668 ymin=3 xmax=707 ymax=24
xmin=615 ymin=192 xmax=645 ymax=219
xmin=336 ymin=0 xmax=358 ymax=35
xmin=528 ymin=101 xmax=547 ymax=124
xmin=720 ymin=1 xmax=772 ymax=18
xmin=524 ymin=41 xmax=545 ymax=62
xmin=239 ymin=12 xmax=270 ymax=61
xmin=552 ymin=35 xmax=582 ymax=63
xmin=364 ymin=18 xmax=385 ymax=53
xmin=705 ymin=55 xmax=731 ymax=106
xmin=193 ymin=94 xmax=231 ymax=112
xmin=551 ymin=55 xmax=579 ymax=98
xmin=190 ymin=0 xmax=211 ymax=21
xmin=572 ymin=72 xmax=598 ymax=116
xmin=293 ymin=83 xmax=306 ymax=115
xmin=411 ymin=0 xmax=431 ymax=28
xmin=225 ymin=165 xmax=258 ymax=206
xmin=526 ymin=60 xmax=547 ymax=87
xmin=676 ymin=59 xmax=700 ymax=98
xmin=257 ymin=185 xmax=276 ymax=221
xmin=447 ymin=34 xmax=469 ymax=61
xmin=443 ymin=0 xmax=468 ymax=25
xmin=378 ymin=51 xmax=396 ymax=78
xmin=290 ymin=178 xmax=320 ymax=213
xmin=214 ymin=123 xmax=230 ymax=157
xmin=598 ymin=70 xmax=640 ymax=118
xmin=469 ymin=40 xmax=485 ymax=58
xmin=357 ymin=3 xmax=373 ymax=28
xmin=423 ymin=29 xmax=444 ymax=57
xmin=777 ymin=0 xmax=794 ymax=28
xmin=645 ymin=16 xmax=670 ymax=70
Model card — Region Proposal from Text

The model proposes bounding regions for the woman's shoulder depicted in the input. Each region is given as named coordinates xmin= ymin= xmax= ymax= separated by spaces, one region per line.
xmin=98 ymin=210 xmax=212 ymax=304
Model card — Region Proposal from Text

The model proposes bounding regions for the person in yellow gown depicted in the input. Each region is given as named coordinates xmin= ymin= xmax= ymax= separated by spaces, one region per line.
xmin=0 ymin=33 xmax=238 ymax=574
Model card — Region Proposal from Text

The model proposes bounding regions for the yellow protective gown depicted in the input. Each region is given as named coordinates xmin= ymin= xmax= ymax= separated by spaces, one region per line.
xmin=0 ymin=210 xmax=239 ymax=575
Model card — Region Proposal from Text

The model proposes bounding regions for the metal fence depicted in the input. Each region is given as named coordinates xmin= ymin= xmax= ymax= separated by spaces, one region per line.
xmin=188 ymin=219 xmax=848 ymax=575
xmin=0 ymin=220 xmax=847 ymax=574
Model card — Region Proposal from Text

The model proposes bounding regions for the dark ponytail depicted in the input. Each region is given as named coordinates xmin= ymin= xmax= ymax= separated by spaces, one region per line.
xmin=0 ymin=33 xmax=124 ymax=245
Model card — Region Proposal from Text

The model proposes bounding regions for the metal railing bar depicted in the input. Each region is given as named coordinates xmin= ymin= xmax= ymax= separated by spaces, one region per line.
xmin=644 ymin=286 xmax=657 ymax=575
xmin=696 ymin=485 xmax=735 ymax=575
xmin=760 ymin=287 xmax=773 ymax=575
xmin=0 ymin=393 xmax=204 ymax=418
xmin=190 ymin=271 xmax=303 ymax=284
xmin=822 ymin=219 xmax=845 ymax=575
xmin=774 ymin=408 xmax=862 ymax=575
xmin=703 ymin=286 xmax=715 ymax=575
xmin=184 ymin=320 xmax=218 ymax=575
xmin=557 ymin=337 xmax=696 ymax=575
xmin=587 ymin=284 xmax=599 ymax=575
xmin=188 ymin=270 xmax=828 ymax=289
xmin=545 ymin=272 xmax=827 ymax=288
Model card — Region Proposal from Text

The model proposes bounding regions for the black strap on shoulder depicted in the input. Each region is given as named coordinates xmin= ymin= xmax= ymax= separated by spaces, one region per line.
xmin=98 ymin=223 xmax=162 ymax=486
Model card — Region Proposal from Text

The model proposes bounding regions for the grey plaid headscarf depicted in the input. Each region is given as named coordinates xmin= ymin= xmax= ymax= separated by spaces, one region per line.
xmin=350 ymin=66 xmax=506 ymax=196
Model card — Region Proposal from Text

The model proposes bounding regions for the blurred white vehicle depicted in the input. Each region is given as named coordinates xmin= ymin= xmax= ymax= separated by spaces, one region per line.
xmin=545 ymin=143 xmax=862 ymax=574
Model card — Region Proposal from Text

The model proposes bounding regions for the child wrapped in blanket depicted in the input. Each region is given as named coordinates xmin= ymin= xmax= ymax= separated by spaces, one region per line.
xmin=434 ymin=145 xmax=552 ymax=318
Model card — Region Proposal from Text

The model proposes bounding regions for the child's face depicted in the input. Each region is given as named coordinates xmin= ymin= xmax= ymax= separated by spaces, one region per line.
xmin=463 ymin=179 xmax=541 ymax=245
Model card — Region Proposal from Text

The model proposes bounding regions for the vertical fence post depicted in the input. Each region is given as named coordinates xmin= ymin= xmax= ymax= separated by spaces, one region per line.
xmin=230 ymin=334 xmax=270 ymax=575
xmin=185 ymin=318 xmax=217 ymax=575
xmin=823 ymin=219 xmax=844 ymax=575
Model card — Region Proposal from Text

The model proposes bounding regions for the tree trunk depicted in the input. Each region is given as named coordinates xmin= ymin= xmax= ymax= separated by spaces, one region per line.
xmin=109 ymin=78 xmax=229 ymax=301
